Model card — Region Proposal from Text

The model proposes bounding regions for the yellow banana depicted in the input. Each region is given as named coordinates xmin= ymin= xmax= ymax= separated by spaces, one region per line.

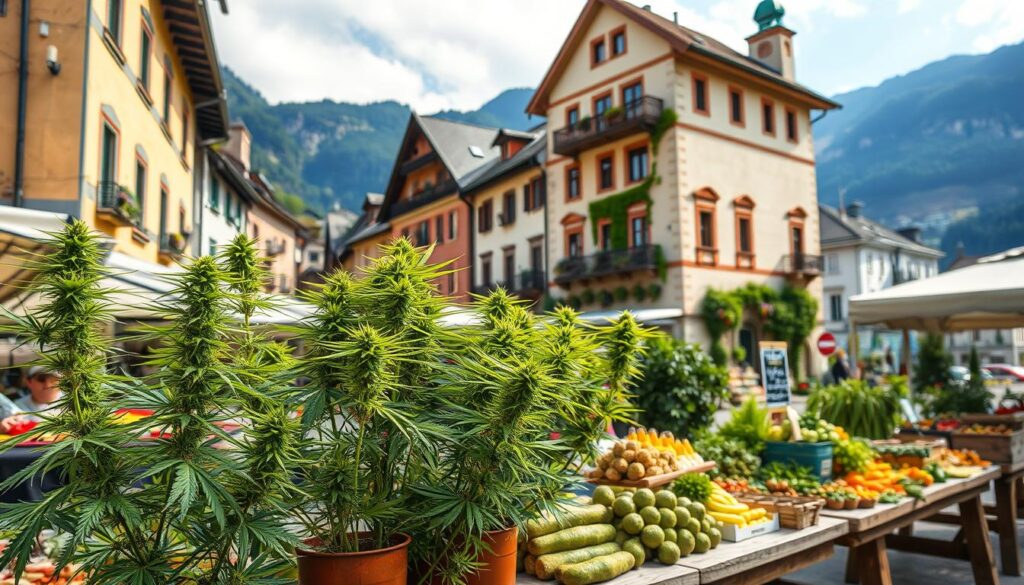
xmin=708 ymin=511 xmax=747 ymax=526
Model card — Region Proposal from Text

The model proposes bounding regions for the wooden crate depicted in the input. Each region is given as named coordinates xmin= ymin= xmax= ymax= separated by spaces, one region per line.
xmin=734 ymin=493 xmax=825 ymax=530
xmin=961 ymin=412 xmax=1024 ymax=430
xmin=586 ymin=461 xmax=716 ymax=489
xmin=950 ymin=430 xmax=1024 ymax=464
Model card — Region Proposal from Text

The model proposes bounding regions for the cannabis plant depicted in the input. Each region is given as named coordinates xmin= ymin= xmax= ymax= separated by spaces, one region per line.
xmin=295 ymin=238 xmax=447 ymax=553
xmin=0 ymin=225 xmax=298 ymax=584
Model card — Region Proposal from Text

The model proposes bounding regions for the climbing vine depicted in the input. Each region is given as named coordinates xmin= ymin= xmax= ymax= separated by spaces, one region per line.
xmin=700 ymin=283 xmax=819 ymax=378
xmin=588 ymin=171 xmax=655 ymax=249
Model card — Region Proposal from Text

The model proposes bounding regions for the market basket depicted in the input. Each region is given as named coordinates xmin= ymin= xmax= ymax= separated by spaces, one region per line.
xmin=734 ymin=493 xmax=824 ymax=530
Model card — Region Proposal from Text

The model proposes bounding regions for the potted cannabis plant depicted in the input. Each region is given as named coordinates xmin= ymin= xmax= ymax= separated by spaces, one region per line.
xmin=293 ymin=239 xmax=449 ymax=584
xmin=0 ymin=225 xmax=299 ymax=584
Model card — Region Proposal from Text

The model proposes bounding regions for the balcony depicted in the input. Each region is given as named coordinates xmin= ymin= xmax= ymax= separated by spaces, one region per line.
xmin=96 ymin=181 xmax=142 ymax=227
xmin=390 ymin=180 xmax=458 ymax=217
xmin=159 ymin=232 xmax=189 ymax=257
xmin=553 ymin=96 xmax=664 ymax=157
xmin=784 ymin=254 xmax=824 ymax=277
xmin=553 ymin=245 xmax=660 ymax=286
xmin=266 ymin=240 xmax=286 ymax=257
xmin=473 ymin=269 xmax=546 ymax=298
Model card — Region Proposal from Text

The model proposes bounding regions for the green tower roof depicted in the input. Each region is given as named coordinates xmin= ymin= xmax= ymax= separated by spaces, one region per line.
xmin=754 ymin=0 xmax=786 ymax=31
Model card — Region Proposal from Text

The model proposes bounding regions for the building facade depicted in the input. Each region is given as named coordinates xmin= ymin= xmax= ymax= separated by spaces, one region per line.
xmin=198 ymin=124 xmax=256 ymax=257
xmin=529 ymin=0 xmax=838 ymax=374
xmin=0 ymin=0 xmax=227 ymax=265
xmin=820 ymin=203 xmax=943 ymax=354
xmin=465 ymin=129 xmax=548 ymax=304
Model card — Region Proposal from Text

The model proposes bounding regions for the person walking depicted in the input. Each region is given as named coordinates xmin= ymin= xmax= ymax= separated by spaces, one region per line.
xmin=832 ymin=348 xmax=851 ymax=382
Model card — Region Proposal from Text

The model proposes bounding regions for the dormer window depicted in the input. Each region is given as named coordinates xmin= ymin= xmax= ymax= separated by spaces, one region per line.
xmin=592 ymin=38 xmax=607 ymax=66
xmin=611 ymin=27 xmax=627 ymax=56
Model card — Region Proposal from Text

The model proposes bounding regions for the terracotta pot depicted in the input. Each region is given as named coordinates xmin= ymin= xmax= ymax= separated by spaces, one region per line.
xmin=465 ymin=526 xmax=518 ymax=585
xmin=296 ymin=533 xmax=411 ymax=585
xmin=844 ymin=498 xmax=859 ymax=510
xmin=826 ymin=499 xmax=845 ymax=510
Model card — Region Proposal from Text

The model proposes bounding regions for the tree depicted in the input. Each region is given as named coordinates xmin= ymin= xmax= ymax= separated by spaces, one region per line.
xmin=634 ymin=336 xmax=729 ymax=437
xmin=914 ymin=333 xmax=952 ymax=393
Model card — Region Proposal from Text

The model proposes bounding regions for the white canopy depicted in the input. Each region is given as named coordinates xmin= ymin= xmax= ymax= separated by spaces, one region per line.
xmin=848 ymin=253 xmax=1024 ymax=332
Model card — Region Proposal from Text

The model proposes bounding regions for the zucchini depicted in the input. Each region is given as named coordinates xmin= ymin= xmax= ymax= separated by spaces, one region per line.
xmin=527 ymin=524 xmax=617 ymax=556
xmin=535 ymin=542 xmax=621 ymax=580
xmin=527 ymin=505 xmax=613 ymax=538
xmin=556 ymin=551 xmax=636 ymax=585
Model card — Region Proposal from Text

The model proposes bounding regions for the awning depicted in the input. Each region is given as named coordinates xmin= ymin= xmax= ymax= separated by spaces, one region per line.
xmin=848 ymin=254 xmax=1024 ymax=332
xmin=577 ymin=308 xmax=684 ymax=325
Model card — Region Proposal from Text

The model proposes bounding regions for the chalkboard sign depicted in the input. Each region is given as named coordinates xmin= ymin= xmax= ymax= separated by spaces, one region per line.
xmin=760 ymin=341 xmax=791 ymax=408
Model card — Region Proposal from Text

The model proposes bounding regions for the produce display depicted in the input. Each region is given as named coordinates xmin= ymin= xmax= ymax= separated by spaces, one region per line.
xmin=808 ymin=380 xmax=903 ymax=440
xmin=958 ymin=424 xmax=1014 ymax=435
xmin=704 ymin=483 xmax=773 ymax=529
xmin=0 ymin=562 xmax=86 ymax=585
xmin=694 ymin=435 xmax=760 ymax=479
xmin=625 ymin=428 xmax=705 ymax=464
xmin=588 ymin=438 xmax=701 ymax=483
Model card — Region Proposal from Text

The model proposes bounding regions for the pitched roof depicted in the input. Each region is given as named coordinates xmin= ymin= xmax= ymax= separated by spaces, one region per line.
xmin=417 ymin=115 xmax=502 ymax=187
xmin=464 ymin=130 xmax=547 ymax=194
xmin=527 ymin=0 xmax=840 ymax=115
xmin=819 ymin=205 xmax=943 ymax=258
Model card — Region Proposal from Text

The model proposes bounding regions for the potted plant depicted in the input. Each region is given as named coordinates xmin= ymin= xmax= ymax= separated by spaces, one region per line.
xmin=576 ymin=115 xmax=592 ymax=131
xmin=632 ymin=283 xmax=647 ymax=301
xmin=603 ymin=106 xmax=624 ymax=122
xmin=293 ymin=238 xmax=449 ymax=584
xmin=580 ymin=289 xmax=596 ymax=306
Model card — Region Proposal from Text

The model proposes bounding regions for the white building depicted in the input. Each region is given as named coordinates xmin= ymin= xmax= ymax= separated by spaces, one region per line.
xmin=820 ymin=202 xmax=943 ymax=357
xmin=196 ymin=125 xmax=255 ymax=256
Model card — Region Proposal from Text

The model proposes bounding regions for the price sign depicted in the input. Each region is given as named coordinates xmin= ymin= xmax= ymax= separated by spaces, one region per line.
xmin=760 ymin=341 xmax=791 ymax=409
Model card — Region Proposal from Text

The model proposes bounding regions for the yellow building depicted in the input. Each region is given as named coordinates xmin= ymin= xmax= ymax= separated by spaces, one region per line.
xmin=0 ymin=0 xmax=227 ymax=265
xmin=531 ymin=0 xmax=839 ymax=375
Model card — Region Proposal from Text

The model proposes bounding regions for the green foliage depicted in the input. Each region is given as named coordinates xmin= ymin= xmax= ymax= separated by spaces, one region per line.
xmin=693 ymin=434 xmax=760 ymax=478
xmin=924 ymin=346 xmax=992 ymax=415
xmin=671 ymin=473 xmax=712 ymax=503
xmin=700 ymin=288 xmax=742 ymax=341
xmin=833 ymin=439 xmax=876 ymax=474
xmin=650 ymin=108 xmax=679 ymax=156
xmin=614 ymin=286 xmax=629 ymax=302
xmin=581 ymin=289 xmax=596 ymax=305
xmin=275 ymin=190 xmax=308 ymax=215
xmin=588 ymin=176 xmax=654 ymax=249
xmin=914 ymin=333 xmax=953 ymax=393
xmin=634 ymin=337 xmax=728 ymax=437
xmin=718 ymin=397 xmax=770 ymax=451
xmin=808 ymin=380 xmax=903 ymax=439
xmin=632 ymin=284 xmax=647 ymax=301
xmin=647 ymin=283 xmax=662 ymax=300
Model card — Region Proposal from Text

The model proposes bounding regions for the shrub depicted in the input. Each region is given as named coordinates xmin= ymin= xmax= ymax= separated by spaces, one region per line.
xmin=632 ymin=283 xmax=647 ymax=301
xmin=581 ymin=289 xmax=596 ymax=305
xmin=914 ymin=333 xmax=952 ymax=393
xmin=599 ymin=290 xmax=614 ymax=307
xmin=614 ymin=286 xmax=629 ymax=302
xmin=634 ymin=337 xmax=728 ymax=437
xmin=648 ymin=282 xmax=663 ymax=300
xmin=718 ymin=396 xmax=770 ymax=452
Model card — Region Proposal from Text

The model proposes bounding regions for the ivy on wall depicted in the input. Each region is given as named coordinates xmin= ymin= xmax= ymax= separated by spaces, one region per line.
xmin=588 ymin=171 xmax=655 ymax=250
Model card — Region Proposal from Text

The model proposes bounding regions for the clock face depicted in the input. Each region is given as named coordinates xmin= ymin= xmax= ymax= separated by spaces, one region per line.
xmin=758 ymin=42 xmax=774 ymax=59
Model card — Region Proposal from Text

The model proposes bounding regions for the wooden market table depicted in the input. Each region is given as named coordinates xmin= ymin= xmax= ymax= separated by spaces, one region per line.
xmin=821 ymin=467 xmax=1001 ymax=585
xmin=517 ymin=516 xmax=848 ymax=585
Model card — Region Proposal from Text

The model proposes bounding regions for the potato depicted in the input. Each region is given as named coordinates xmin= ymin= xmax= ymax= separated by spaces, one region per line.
xmin=647 ymin=466 xmax=663 ymax=477
xmin=637 ymin=450 xmax=655 ymax=467
xmin=605 ymin=467 xmax=622 ymax=481
xmin=589 ymin=468 xmax=605 ymax=479
xmin=627 ymin=462 xmax=645 ymax=480
xmin=625 ymin=440 xmax=640 ymax=451
xmin=613 ymin=442 xmax=626 ymax=456
xmin=623 ymin=449 xmax=636 ymax=463
xmin=613 ymin=458 xmax=629 ymax=473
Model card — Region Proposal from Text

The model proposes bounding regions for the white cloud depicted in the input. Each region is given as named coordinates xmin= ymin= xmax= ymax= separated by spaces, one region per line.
xmin=898 ymin=0 xmax=922 ymax=15
xmin=955 ymin=0 xmax=1024 ymax=52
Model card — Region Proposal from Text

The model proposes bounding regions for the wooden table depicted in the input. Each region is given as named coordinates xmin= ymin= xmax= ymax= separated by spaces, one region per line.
xmin=676 ymin=516 xmax=848 ymax=585
xmin=517 ymin=564 xmax=698 ymax=585
xmin=821 ymin=468 xmax=1001 ymax=585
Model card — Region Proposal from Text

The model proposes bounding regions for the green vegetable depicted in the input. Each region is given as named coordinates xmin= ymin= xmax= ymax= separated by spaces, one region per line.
xmin=641 ymin=525 xmax=665 ymax=548
xmin=718 ymin=396 xmax=770 ymax=450
xmin=622 ymin=513 xmax=644 ymax=535
xmin=926 ymin=462 xmax=947 ymax=483
xmin=527 ymin=505 xmax=615 ymax=538
xmin=639 ymin=506 xmax=661 ymax=526
xmin=527 ymin=524 xmax=617 ymax=556
xmin=808 ymin=380 xmax=903 ymax=440
xmin=612 ymin=495 xmax=636 ymax=517
xmin=693 ymin=434 xmax=761 ymax=479
xmin=633 ymin=488 xmax=656 ymax=509
xmin=834 ymin=439 xmax=876 ymax=474
xmin=534 ymin=542 xmax=622 ymax=580
xmin=657 ymin=541 xmax=681 ymax=565
xmin=557 ymin=551 xmax=636 ymax=585
xmin=672 ymin=473 xmax=713 ymax=503
xmin=658 ymin=508 xmax=677 ymax=529
xmin=623 ymin=538 xmax=645 ymax=569
xmin=593 ymin=486 xmax=616 ymax=507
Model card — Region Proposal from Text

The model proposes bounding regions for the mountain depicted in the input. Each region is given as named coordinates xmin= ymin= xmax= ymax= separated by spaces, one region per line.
xmin=814 ymin=41 xmax=1024 ymax=243
xmin=221 ymin=68 xmax=537 ymax=212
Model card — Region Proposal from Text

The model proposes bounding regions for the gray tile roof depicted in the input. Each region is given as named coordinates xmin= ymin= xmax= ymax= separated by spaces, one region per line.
xmin=464 ymin=130 xmax=547 ymax=193
xmin=417 ymin=115 xmax=502 ymax=188
xmin=819 ymin=204 xmax=943 ymax=257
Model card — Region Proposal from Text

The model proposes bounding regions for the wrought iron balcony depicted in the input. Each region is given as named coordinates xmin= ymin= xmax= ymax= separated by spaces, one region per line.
xmin=96 ymin=181 xmax=142 ymax=226
xmin=553 ymin=245 xmax=660 ymax=286
xmin=473 ymin=269 xmax=546 ymax=297
xmin=553 ymin=96 xmax=664 ymax=157
xmin=784 ymin=254 xmax=824 ymax=276
xmin=389 ymin=180 xmax=458 ymax=218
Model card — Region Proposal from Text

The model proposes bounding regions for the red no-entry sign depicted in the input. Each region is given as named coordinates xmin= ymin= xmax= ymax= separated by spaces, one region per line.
xmin=817 ymin=332 xmax=837 ymax=356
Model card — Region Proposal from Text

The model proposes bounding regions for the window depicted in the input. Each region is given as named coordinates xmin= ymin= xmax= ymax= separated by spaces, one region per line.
xmin=181 ymin=103 xmax=190 ymax=158
xmin=593 ymin=93 xmax=612 ymax=117
xmin=134 ymin=158 xmax=146 ymax=218
xmin=448 ymin=272 xmax=457 ymax=294
xmin=762 ymin=98 xmax=776 ymax=136
xmin=162 ymin=66 xmax=172 ymax=125
xmin=435 ymin=215 xmax=444 ymax=243
xmin=738 ymin=216 xmax=752 ymax=253
xmin=598 ymin=154 xmax=614 ymax=191
xmin=480 ymin=253 xmax=492 ymax=286
xmin=209 ymin=238 xmax=216 ymax=254
xmin=622 ymin=81 xmax=643 ymax=116
xmin=627 ymin=146 xmax=649 ymax=184
xmin=448 ymin=211 xmax=457 ymax=240
xmin=179 ymin=207 xmax=187 ymax=235
xmin=567 ymin=231 xmax=583 ymax=258
xmin=592 ymin=38 xmax=607 ymax=66
xmin=785 ymin=107 xmax=798 ymax=142
xmin=791 ymin=225 xmax=804 ymax=256
xmin=530 ymin=239 xmax=543 ymax=272
xmin=209 ymin=174 xmax=220 ymax=211
xmin=416 ymin=221 xmax=429 ymax=246
xmin=478 ymin=200 xmax=493 ymax=233
xmin=692 ymin=74 xmax=709 ymax=115
xmin=158 ymin=186 xmax=169 ymax=240
xmin=1 ymin=1 xmax=7 ymax=17
xmin=699 ymin=210 xmax=715 ymax=249
xmin=501 ymin=190 xmax=516 ymax=225
xmin=598 ymin=221 xmax=612 ymax=251
xmin=829 ymin=294 xmax=843 ymax=322
xmin=566 ymin=106 xmax=580 ymax=127
xmin=107 ymin=0 xmax=122 ymax=44
xmin=139 ymin=25 xmax=152 ymax=91
xmin=826 ymin=254 xmax=839 ymax=275
xmin=525 ymin=176 xmax=544 ymax=211
xmin=612 ymin=28 xmax=626 ymax=56
xmin=309 ymin=250 xmax=321 ymax=264
xmin=729 ymin=87 xmax=744 ymax=126
xmin=100 ymin=123 xmax=118 ymax=188
xmin=523 ymin=182 xmax=533 ymax=212
xmin=631 ymin=215 xmax=648 ymax=248
xmin=503 ymin=248 xmax=515 ymax=288
xmin=566 ymin=166 xmax=581 ymax=201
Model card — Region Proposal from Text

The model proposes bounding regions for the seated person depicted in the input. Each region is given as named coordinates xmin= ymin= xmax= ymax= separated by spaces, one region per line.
xmin=13 ymin=366 xmax=61 ymax=421
xmin=0 ymin=393 xmax=23 ymax=434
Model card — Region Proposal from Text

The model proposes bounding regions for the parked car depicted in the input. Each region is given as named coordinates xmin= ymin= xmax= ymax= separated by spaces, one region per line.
xmin=949 ymin=366 xmax=993 ymax=383
xmin=983 ymin=364 xmax=1024 ymax=383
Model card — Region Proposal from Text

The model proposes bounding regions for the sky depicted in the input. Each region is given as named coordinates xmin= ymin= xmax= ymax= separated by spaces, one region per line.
xmin=210 ymin=0 xmax=1024 ymax=113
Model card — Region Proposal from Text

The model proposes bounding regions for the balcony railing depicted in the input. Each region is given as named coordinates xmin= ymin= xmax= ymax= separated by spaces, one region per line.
xmin=390 ymin=180 xmax=458 ymax=217
xmin=266 ymin=240 xmax=286 ymax=257
xmin=553 ymin=245 xmax=660 ymax=285
xmin=473 ymin=269 xmax=547 ymax=297
xmin=96 ymin=181 xmax=142 ymax=226
xmin=159 ymin=232 xmax=188 ymax=256
xmin=784 ymin=254 xmax=824 ymax=276
xmin=553 ymin=96 xmax=664 ymax=157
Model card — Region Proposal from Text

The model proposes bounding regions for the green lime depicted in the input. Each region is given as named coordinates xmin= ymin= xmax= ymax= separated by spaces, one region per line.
xmin=613 ymin=495 xmax=636 ymax=517
xmin=694 ymin=532 xmax=711 ymax=554
xmin=593 ymin=485 xmax=616 ymax=507
xmin=677 ymin=529 xmax=696 ymax=556
xmin=700 ymin=518 xmax=712 ymax=534
xmin=674 ymin=506 xmax=691 ymax=526
xmin=708 ymin=527 xmax=722 ymax=548
xmin=633 ymin=488 xmax=656 ymax=509
xmin=641 ymin=525 xmax=665 ymax=549
xmin=622 ymin=513 xmax=645 ymax=535
xmin=677 ymin=496 xmax=692 ymax=507
xmin=659 ymin=508 xmax=677 ymax=528
xmin=663 ymin=527 xmax=678 ymax=544
xmin=623 ymin=538 xmax=645 ymax=568
xmin=657 ymin=541 xmax=682 ymax=565
xmin=686 ymin=502 xmax=706 ymax=522
xmin=654 ymin=489 xmax=678 ymax=509
xmin=615 ymin=530 xmax=629 ymax=545
xmin=640 ymin=506 xmax=661 ymax=526
xmin=685 ymin=518 xmax=701 ymax=535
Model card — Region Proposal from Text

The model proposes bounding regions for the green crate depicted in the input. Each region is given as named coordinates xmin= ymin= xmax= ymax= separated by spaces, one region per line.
xmin=763 ymin=441 xmax=834 ymax=481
